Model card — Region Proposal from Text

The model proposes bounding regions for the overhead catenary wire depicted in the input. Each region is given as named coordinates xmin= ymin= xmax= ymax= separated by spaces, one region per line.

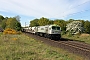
xmin=68 ymin=9 xmax=90 ymax=16
xmin=53 ymin=0 xmax=90 ymax=19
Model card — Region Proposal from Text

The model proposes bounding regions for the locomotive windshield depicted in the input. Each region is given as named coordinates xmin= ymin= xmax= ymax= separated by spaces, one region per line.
xmin=57 ymin=27 xmax=60 ymax=30
xmin=52 ymin=26 xmax=60 ymax=30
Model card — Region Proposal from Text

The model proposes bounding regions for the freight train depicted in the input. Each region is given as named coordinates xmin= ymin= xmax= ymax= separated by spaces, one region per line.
xmin=22 ymin=24 xmax=61 ymax=40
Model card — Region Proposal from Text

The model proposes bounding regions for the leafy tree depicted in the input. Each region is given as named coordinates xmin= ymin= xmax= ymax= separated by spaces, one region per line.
xmin=66 ymin=19 xmax=74 ymax=25
xmin=0 ymin=15 xmax=21 ymax=31
xmin=49 ymin=20 xmax=54 ymax=24
xmin=66 ymin=21 xmax=84 ymax=34
xmin=15 ymin=21 xmax=21 ymax=31
xmin=14 ymin=15 xmax=20 ymax=22
xmin=84 ymin=20 xmax=90 ymax=33
xmin=6 ymin=18 xmax=21 ymax=31
xmin=38 ymin=17 xmax=50 ymax=26
xmin=78 ymin=20 xmax=85 ymax=27
xmin=0 ymin=15 xmax=4 ymax=22
xmin=1 ymin=20 xmax=6 ymax=29
xmin=54 ymin=19 xmax=66 ymax=31
xmin=5 ymin=17 xmax=8 ymax=20
xmin=0 ymin=15 xmax=5 ymax=27
xmin=30 ymin=18 xmax=39 ymax=27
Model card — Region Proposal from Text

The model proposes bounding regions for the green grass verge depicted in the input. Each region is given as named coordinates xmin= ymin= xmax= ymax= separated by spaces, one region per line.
xmin=0 ymin=32 xmax=2 ymax=37
xmin=62 ymin=33 xmax=90 ymax=44
xmin=0 ymin=34 xmax=84 ymax=60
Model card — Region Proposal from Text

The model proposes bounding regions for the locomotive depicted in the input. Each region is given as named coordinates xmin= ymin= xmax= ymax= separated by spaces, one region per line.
xmin=22 ymin=24 xmax=61 ymax=40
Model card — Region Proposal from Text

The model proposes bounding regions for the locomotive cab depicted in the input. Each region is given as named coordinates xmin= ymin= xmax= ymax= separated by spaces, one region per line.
xmin=46 ymin=25 xmax=61 ymax=40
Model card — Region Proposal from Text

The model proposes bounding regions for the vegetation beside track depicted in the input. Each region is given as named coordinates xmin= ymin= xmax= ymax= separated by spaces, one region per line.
xmin=62 ymin=33 xmax=90 ymax=44
xmin=0 ymin=33 xmax=84 ymax=60
xmin=0 ymin=32 xmax=2 ymax=36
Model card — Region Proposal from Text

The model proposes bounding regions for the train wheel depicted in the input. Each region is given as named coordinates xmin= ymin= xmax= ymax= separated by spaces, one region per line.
xmin=44 ymin=34 xmax=46 ymax=38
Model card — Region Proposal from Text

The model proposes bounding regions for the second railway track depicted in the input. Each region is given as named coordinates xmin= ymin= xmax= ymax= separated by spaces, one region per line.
xmin=24 ymin=32 xmax=90 ymax=60
xmin=57 ymin=41 xmax=90 ymax=52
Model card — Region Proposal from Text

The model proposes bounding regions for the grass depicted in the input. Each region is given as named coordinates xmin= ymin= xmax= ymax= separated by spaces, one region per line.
xmin=0 ymin=32 xmax=2 ymax=36
xmin=0 ymin=33 xmax=85 ymax=60
xmin=62 ymin=33 xmax=90 ymax=44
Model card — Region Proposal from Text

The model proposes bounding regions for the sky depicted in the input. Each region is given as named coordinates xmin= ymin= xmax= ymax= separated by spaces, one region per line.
xmin=0 ymin=0 xmax=90 ymax=27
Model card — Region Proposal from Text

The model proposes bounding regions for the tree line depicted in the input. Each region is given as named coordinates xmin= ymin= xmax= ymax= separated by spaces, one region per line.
xmin=0 ymin=15 xmax=90 ymax=34
xmin=30 ymin=17 xmax=90 ymax=34
xmin=0 ymin=15 xmax=21 ymax=31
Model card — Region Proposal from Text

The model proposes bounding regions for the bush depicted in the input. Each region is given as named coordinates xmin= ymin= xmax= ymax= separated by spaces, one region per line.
xmin=61 ymin=31 xmax=66 ymax=35
xmin=17 ymin=31 xmax=22 ymax=34
xmin=3 ymin=28 xmax=17 ymax=34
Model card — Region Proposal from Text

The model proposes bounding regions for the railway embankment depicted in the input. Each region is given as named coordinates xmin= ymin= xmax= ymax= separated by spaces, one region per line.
xmin=25 ymin=32 xmax=90 ymax=60
xmin=0 ymin=32 xmax=84 ymax=60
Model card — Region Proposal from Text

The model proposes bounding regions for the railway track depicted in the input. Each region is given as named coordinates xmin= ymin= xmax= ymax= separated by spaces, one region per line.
xmin=24 ymin=32 xmax=90 ymax=60
xmin=57 ymin=41 xmax=90 ymax=51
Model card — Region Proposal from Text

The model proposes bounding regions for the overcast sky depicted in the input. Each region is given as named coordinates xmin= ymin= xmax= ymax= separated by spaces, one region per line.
xmin=0 ymin=0 xmax=90 ymax=26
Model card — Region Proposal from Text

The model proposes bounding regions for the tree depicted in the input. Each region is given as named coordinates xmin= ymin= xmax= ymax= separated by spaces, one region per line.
xmin=14 ymin=15 xmax=20 ymax=22
xmin=38 ymin=17 xmax=50 ymax=26
xmin=66 ymin=21 xmax=84 ymax=34
xmin=5 ymin=17 xmax=8 ymax=20
xmin=0 ymin=15 xmax=4 ymax=22
xmin=6 ymin=18 xmax=21 ymax=31
xmin=54 ymin=19 xmax=66 ymax=31
xmin=67 ymin=19 xmax=74 ymax=23
xmin=0 ymin=15 xmax=21 ymax=31
xmin=30 ymin=18 xmax=39 ymax=27
xmin=1 ymin=20 xmax=6 ymax=29
xmin=49 ymin=20 xmax=54 ymax=24
xmin=0 ymin=15 xmax=5 ymax=27
xmin=15 ymin=21 xmax=21 ymax=31
xmin=84 ymin=20 xmax=90 ymax=33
